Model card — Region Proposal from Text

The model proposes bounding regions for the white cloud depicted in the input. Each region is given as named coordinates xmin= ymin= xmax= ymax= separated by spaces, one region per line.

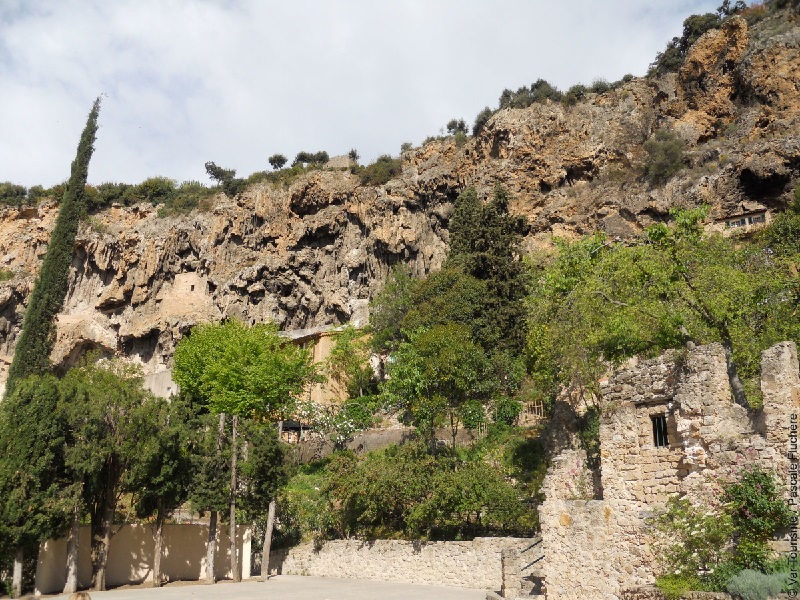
xmin=0 ymin=0 xmax=722 ymax=188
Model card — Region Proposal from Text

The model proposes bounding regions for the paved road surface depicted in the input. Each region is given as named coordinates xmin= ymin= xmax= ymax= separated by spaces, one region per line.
xmin=43 ymin=576 xmax=489 ymax=600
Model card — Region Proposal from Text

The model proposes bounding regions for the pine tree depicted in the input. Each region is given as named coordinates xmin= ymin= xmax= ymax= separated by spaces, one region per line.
xmin=5 ymin=98 xmax=101 ymax=397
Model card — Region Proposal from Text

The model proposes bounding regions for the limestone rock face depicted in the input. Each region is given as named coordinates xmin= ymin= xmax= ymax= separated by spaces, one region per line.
xmin=1 ymin=9 xmax=800 ymax=386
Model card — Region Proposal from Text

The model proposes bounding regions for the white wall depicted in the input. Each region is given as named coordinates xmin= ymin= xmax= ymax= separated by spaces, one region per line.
xmin=36 ymin=524 xmax=251 ymax=594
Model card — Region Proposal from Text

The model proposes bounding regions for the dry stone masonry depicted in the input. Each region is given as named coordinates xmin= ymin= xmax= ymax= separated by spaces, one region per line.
xmin=540 ymin=341 xmax=800 ymax=600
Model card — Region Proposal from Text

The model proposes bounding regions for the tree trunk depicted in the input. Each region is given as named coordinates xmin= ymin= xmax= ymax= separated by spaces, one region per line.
xmin=152 ymin=502 xmax=164 ymax=587
xmin=229 ymin=414 xmax=240 ymax=582
xmin=63 ymin=510 xmax=80 ymax=594
xmin=260 ymin=419 xmax=283 ymax=581
xmin=11 ymin=547 xmax=23 ymax=598
xmin=92 ymin=461 xmax=118 ymax=591
xmin=722 ymin=338 xmax=749 ymax=408
xmin=261 ymin=500 xmax=277 ymax=581
xmin=206 ymin=510 xmax=218 ymax=584
xmin=206 ymin=412 xmax=226 ymax=584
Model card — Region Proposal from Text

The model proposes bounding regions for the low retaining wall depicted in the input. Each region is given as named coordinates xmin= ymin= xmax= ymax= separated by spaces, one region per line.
xmin=36 ymin=523 xmax=250 ymax=594
xmin=269 ymin=537 xmax=534 ymax=589
xmin=620 ymin=588 xmax=738 ymax=599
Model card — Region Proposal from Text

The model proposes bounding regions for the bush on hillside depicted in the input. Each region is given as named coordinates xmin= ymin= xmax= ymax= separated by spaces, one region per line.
xmin=360 ymin=155 xmax=402 ymax=186
xmin=644 ymin=129 xmax=685 ymax=185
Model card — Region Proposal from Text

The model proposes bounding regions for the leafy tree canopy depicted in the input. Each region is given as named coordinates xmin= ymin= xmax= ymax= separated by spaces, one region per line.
xmin=173 ymin=319 xmax=320 ymax=419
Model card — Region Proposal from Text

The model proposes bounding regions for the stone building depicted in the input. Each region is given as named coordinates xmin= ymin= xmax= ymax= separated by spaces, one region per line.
xmin=538 ymin=341 xmax=800 ymax=600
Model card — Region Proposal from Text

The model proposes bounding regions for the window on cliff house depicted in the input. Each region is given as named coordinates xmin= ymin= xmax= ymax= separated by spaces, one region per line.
xmin=651 ymin=415 xmax=669 ymax=448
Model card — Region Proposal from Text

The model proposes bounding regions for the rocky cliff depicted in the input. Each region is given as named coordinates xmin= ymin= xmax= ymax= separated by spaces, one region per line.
xmin=1 ymin=11 xmax=799 ymax=388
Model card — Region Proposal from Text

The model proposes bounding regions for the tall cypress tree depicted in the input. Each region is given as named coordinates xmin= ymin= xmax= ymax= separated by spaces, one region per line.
xmin=5 ymin=98 xmax=101 ymax=397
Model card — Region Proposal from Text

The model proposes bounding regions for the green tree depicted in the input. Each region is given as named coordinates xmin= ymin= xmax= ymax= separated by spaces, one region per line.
xmin=527 ymin=208 xmax=799 ymax=408
xmin=0 ymin=375 xmax=71 ymax=597
xmin=5 ymin=98 xmax=100 ymax=397
xmin=173 ymin=319 xmax=320 ymax=582
xmin=644 ymin=129 xmax=685 ymax=186
xmin=58 ymin=358 xmax=155 ymax=591
xmin=382 ymin=324 xmax=495 ymax=449
xmin=124 ymin=397 xmax=194 ymax=587
xmin=369 ymin=265 xmax=415 ymax=353
xmin=268 ymin=154 xmax=287 ymax=170
xmin=472 ymin=107 xmax=494 ymax=136
xmin=446 ymin=186 xmax=529 ymax=355
xmin=237 ymin=421 xmax=289 ymax=579
xmin=446 ymin=119 xmax=467 ymax=135
xmin=205 ymin=161 xmax=245 ymax=198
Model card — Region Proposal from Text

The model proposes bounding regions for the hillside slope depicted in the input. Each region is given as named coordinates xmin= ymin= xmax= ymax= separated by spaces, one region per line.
xmin=1 ymin=11 xmax=799 ymax=389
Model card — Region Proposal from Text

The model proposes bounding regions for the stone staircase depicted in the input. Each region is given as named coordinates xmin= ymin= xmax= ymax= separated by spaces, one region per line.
xmin=486 ymin=537 xmax=545 ymax=599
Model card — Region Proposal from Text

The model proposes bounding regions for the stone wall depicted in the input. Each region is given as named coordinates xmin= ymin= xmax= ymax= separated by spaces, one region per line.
xmin=268 ymin=537 xmax=535 ymax=590
xmin=540 ymin=450 xmax=654 ymax=600
xmin=538 ymin=341 xmax=800 ymax=600
xmin=600 ymin=342 xmax=799 ymax=507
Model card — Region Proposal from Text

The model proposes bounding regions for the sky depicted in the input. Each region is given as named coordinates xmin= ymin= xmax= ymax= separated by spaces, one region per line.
xmin=0 ymin=0 xmax=723 ymax=189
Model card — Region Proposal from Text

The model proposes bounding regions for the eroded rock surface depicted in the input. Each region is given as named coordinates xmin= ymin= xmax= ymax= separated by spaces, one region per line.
xmin=1 ymin=10 xmax=800 ymax=386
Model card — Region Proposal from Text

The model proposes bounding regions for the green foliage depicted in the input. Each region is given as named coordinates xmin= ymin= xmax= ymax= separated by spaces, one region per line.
xmin=5 ymin=98 xmax=100 ymax=397
xmin=656 ymin=573 xmax=709 ymax=600
xmin=124 ymin=397 xmax=194 ymax=523
xmin=238 ymin=421 xmax=289 ymax=521
xmin=725 ymin=569 xmax=785 ymax=600
xmin=472 ymin=107 xmax=494 ymax=136
xmin=381 ymin=324 xmax=496 ymax=447
xmin=268 ymin=153 xmax=288 ymax=170
xmin=173 ymin=319 xmax=320 ymax=419
xmin=0 ymin=375 xmax=71 ymax=553
xmin=321 ymin=443 xmax=535 ymax=540
xmin=369 ymin=265 xmax=415 ymax=352
xmin=447 ymin=187 xmax=529 ymax=355
xmin=653 ymin=496 xmax=735 ymax=579
xmin=527 ymin=212 xmax=799 ymax=408
xmin=0 ymin=182 xmax=27 ymax=206
xmin=722 ymin=466 xmax=795 ymax=570
xmin=326 ymin=325 xmax=377 ymax=401
xmin=652 ymin=12 xmax=722 ymax=75
xmin=400 ymin=142 xmax=413 ymax=153
xmin=644 ymin=129 xmax=685 ymax=185
xmin=292 ymin=151 xmax=329 ymax=167
xmin=446 ymin=118 xmax=467 ymax=135
xmin=499 ymin=79 xmax=563 ymax=110
xmin=0 ymin=269 xmax=13 ymax=282
xmin=562 ymin=84 xmax=587 ymax=106
xmin=652 ymin=467 xmax=793 ymax=594
xmin=360 ymin=154 xmax=402 ymax=186
xmin=589 ymin=78 xmax=611 ymax=94
xmin=348 ymin=148 xmax=359 ymax=163
xmin=204 ymin=161 xmax=245 ymax=198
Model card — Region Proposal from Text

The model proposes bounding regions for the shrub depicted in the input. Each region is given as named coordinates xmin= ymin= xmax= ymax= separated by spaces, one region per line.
xmin=268 ymin=153 xmax=287 ymax=170
xmin=590 ymin=78 xmax=611 ymax=94
xmin=644 ymin=129 xmax=685 ymax=185
xmin=650 ymin=12 xmax=721 ymax=75
xmin=446 ymin=118 xmax=467 ymax=135
xmin=400 ymin=142 xmax=413 ymax=153
xmin=360 ymin=155 xmax=402 ymax=186
xmin=725 ymin=569 xmax=784 ymax=600
xmin=656 ymin=573 xmax=707 ymax=600
xmin=0 ymin=269 xmax=14 ymax=282
xmin=0 ymin=182 xmax=27 ymax=206
xmin=652 ymin=496 xmax=735 ymax=578
xmin=472 ymin=107 xmax=494 ymax=136
xmin=722 ymin=466 xmax=794 ymax=570
xmin=562 ymin=84 xmax=587 ymax=106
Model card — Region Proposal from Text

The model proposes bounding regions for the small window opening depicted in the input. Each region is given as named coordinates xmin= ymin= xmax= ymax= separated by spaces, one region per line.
xmin=190 ymin=284 xmax=195 ymax=292
xmin=652 ymin=415 xmax=669 ymax=447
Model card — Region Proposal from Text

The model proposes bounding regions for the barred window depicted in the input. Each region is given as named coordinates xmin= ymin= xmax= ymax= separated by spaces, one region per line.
xmin=652 ymin=415 xmax=669 ymax=448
